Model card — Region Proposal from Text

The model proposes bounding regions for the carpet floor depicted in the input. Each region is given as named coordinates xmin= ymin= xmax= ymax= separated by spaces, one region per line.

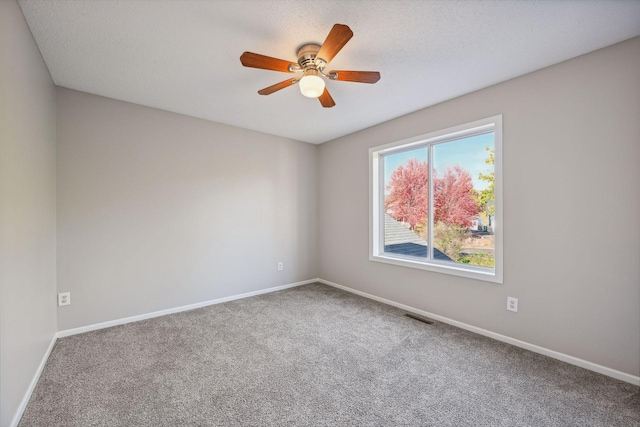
xmin=20 ymin=283 xmax=639 ymax=426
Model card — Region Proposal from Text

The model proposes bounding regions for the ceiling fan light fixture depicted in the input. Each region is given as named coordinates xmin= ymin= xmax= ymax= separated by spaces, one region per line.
xmin=240 ymin=24 xmax=379 ymax=108
xmin=299 ymin=73 xmax=325 ymax=98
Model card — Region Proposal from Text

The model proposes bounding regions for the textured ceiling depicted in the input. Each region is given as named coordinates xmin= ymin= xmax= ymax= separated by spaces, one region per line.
xmin=18 ymin=0 xmax=640 ymax=144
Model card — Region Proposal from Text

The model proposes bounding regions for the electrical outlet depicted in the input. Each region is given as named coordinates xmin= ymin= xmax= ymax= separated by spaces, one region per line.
xmin=507 ymin=296 xmax=518 ymax=312
xmin=277 ymin=262 xmax=283 ymax=271
xmin=58 ymin=292 xmax=71 ymax=307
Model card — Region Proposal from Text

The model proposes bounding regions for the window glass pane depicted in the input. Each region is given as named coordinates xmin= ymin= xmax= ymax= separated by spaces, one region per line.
xmin=432 ymin=133 xmax=495 ymax=268
xmin=383 ymin=147 xmax=429 ymax=259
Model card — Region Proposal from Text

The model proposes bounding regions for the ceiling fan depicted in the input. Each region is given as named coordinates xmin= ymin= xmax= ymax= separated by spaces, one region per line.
xmin=240 ymin=24 xmax=380 ymax=108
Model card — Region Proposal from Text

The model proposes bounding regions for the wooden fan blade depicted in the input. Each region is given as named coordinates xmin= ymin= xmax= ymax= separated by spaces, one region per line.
xmin=328 ymin=70 xmax=380 ymax=84
xmin=258 ymin=78 xmax=300 ymax=95
xmin=316 ymin=24 xmax=353 ymax=64
xmin=240 ymin=52 xmax=296 ymax=73
xmin=318 ymin=88 xmax=336 ymax=108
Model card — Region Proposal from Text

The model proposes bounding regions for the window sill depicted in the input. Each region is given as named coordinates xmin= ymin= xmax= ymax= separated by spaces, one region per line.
xmin=369 ymin=253 xmax=502 ymax=284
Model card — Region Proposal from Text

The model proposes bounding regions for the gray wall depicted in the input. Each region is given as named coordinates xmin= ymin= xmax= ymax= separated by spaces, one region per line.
xmin=56 ymin=88 xmax=318 ymax=331
xmin=0 ymin=1 xmax=58 ymax=426
xmin=318 ymin=37 xmax=640 ymax=377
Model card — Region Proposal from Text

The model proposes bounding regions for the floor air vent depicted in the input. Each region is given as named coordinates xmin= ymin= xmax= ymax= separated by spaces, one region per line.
xmin=405 ymin=312 xmax=435 ymax=325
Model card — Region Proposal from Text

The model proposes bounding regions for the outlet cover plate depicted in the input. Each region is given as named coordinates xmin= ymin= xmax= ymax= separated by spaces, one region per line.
xmin=58 ymin=292 xmax=71 ymax=307
xmin=507 ymin=296 xmax=518 ymax=312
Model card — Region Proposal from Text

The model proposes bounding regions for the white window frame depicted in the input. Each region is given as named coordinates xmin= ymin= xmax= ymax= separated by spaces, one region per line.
xmin=369 ymin=115 xmax=503 ymax=284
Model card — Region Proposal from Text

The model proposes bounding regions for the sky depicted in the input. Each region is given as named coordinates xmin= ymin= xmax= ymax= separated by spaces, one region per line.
xmin=383 ymin=132 xmax=494 ymax=191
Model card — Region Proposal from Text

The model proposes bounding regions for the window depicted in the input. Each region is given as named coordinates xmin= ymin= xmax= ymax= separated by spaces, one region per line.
xmin=369 ymin=116 xmax=502 ymax=283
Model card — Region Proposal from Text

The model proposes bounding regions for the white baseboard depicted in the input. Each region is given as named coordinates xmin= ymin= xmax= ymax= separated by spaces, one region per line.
xmin=10 ymin=334 xmax=57 ymax=427
xmin=57 ymin=279 xmax=316 ymax=338
xmin=317 ymin=278 xmax=640 ymax=386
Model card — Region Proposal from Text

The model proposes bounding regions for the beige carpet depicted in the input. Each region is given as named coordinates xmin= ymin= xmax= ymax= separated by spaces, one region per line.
xmin=20 ymin=283 xmax=640 ymax=426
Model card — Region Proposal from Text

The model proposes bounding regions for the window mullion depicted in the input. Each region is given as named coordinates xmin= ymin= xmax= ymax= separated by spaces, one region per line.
xmin=428 ymin=145 xmax=434 ymax=260
xmin=379 ymin=153 xmax=386 ymax=255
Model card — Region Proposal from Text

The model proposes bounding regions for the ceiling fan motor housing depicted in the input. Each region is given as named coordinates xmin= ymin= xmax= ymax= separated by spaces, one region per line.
xmin=296 ymin=44 xmax=324 ymax=71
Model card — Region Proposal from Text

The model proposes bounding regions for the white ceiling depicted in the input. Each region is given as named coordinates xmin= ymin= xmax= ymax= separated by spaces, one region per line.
xmin=18 ymin=0 xmax=640 ymax=144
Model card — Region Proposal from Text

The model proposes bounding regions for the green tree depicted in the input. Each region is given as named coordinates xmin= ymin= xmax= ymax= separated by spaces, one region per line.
xmin=475 ymin=147 xmax=495 ymax=216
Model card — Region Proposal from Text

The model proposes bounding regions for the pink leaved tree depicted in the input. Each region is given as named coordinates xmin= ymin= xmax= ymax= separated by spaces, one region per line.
xmin=434 ymin=165 xmax=478 ymax=227
xmin=384 ymin=159 xmax=429 ymax=230
xmin=386 ymin=161 xmax=479 ymax=230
